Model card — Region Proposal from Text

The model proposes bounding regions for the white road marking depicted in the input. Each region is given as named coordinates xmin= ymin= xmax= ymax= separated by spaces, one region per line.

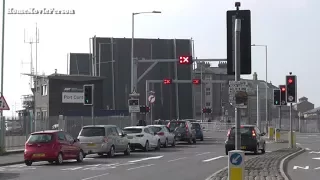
xmin=296 ymin=143 xmax=301 ymax=145
xmin=306 ymin=148 xmax=311 ymax=150
xmin=113 ymin=162 xmax=135 ymax=167
xmin=128 ymin=156 xmax=163 ymax=163
xmin=312 ymin=157 xmax=320 ymax=160
xmin=202 ymin=156 xmax=225 ymax=162
xmin=293 ymin=166 xmax=309 ymax=170
xmin=196 ymin=152 xmax=211 ymax=156
xmin=83 ymin=166 xmax=116 ymax=170
xmin=127 ymin=164 xmax=155 ymax=171
xmin=80 ymin=173 xmax=109 ymax=180
xmin=309 ymin=151 xmax=320 ymax=154
xmin=61 ymin=167 xmax=83 ymax=171
xmin=167 ymin=157 xmax=187 ymax=162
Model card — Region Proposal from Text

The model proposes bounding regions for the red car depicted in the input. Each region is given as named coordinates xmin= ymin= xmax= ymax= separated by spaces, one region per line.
xmin=24 ymin=130 xmax=84 ymax=166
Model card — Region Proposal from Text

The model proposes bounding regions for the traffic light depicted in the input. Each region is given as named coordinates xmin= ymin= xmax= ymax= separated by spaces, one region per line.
xmin=140 ymin=105 xmax=150 ymax=113
xmin=178 ymin=56 xmax=193 ymax=64
xmin=163 ymin=78 xmax=172 ymax=85
xmin=192 ymin=79 xmax=201 ymax=85
xmin=286 ymin=75 xmax=297 ymax=103
xmin=83 ymin=84 xmax=94 ymax=105
xmin=279 ymin=85 xmax=287 ymax=105
xmin=202 ymin=108 xmax=212 ymax=114
xmin=273 ymin=89 xmax=280 ymax=106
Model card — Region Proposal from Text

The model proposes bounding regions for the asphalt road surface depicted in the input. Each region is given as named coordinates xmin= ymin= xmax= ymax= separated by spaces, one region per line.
xmin=0 ymin=132 xmax=282 ymax=180
xmin=287 ymin=133 xmax=320 ymax=180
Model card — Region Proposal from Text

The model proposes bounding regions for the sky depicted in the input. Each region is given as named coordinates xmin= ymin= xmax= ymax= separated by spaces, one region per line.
xmin=0 ymin=0 xmax=318 ymax=116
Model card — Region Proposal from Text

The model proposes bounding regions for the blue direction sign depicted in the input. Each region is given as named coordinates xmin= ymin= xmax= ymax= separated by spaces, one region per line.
xmin=230 ymin=153 xmax=242 ymax=166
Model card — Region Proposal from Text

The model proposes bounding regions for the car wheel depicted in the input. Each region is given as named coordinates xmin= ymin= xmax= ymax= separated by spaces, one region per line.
xmin=97 ymin=153 xmax=104 ymax=156
xmin=25 ymin=160 xmax=32 ymax=166
xmin=124 ymin=144 xmax=131 ymax=155
xmin=107 ymin=146 xmax=115 ymax=157
xmin=200 ymin=136 xmax=204 ymax=141
xmin=48 ymin=161 xmax=54 ymax=164
xmin=172 ymin=139 xmax=176 ymax=147
xmin=163 ymin=139 xmax=168 ymax=148
xmin=77 ymin=150 xmax=84 ymax=162
xmin=254 ymin=144 xmax=259 ymax=155
xmin=144 ymin=141 xmax=149 ymax=152
xmin=187 ymin=138 xmax=192 ymax=144
xmin=225 ymin=148 xmax=229 ymax=155
xmin=155 ymin=140 xmax=161 ymax=150
xmin=55 ymin=153 xmax=63 ymax=165
xmin=192 ymin=138 xmax=196 ymax=144
xmin=261 ymin=143 xmax=266 ymax=154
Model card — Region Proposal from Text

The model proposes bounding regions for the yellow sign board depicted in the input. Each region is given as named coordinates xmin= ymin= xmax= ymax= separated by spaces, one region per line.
xmin=229 ymin=167 xmax=242 ymax=180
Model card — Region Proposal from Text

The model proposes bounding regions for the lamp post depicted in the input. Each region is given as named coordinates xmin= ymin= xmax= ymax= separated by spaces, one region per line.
xmin=131 ymin=11 xmax=161 ymax=92
xmin=252 ymin=44 xmax=268 ymax=131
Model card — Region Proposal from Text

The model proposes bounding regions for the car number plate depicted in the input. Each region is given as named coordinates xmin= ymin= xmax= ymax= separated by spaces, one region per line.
xmin=127 ymin=136 xmax=133 ymax=139
xmin=87 ymin=143 xmax=96 ymax=147
xmin=241 ymin=146 xmax=246 ymax=150
xmin=32 ymin=153 xmax=45 ymax=157
xmin=178 ymin=133 xmax=181 ymax=136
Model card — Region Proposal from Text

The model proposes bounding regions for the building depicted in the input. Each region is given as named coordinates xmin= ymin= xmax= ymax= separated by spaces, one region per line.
xmin=69 ymin=53 xmax=92 ymax=75
xmin=293 ymin=97 xmax=314 ymax=113
xmin=69 ymin=37 xmax=194 ymax=120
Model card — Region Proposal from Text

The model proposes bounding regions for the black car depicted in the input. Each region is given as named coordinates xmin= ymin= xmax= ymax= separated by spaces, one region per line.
xmin=167 ymin=120 xmax=196 ymax=144
xmin=225 ymin=125 xmax=266 ymax=155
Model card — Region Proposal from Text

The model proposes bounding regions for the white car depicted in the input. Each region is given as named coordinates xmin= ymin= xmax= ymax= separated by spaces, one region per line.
xmin=123 ymin=126 xmax=161 ymax=152
xmin=148 ymin=125 xmax=176 ymax=147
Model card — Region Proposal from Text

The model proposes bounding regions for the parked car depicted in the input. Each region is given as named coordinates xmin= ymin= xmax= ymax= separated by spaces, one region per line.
xmin=167 ymin=120 xmax=196 ymax=144
xmin=24 ymin=130 xmax=84 ymax=166
xmin=225 ymin=125 xmax=266 ymax=155
xmin=77 ymin=125 xmax=131 ymax=157
xmin=191 ymin=122 xmax=204 ymax=141
xmin=123 ymin=126 xmax=161 ymax=152
xmin=148 ymin=125 xmax=176 ymax=147
xmin=5 ymin=121 xmax=23 ymax=135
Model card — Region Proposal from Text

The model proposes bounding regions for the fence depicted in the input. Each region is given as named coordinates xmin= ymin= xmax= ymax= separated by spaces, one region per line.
xmin=0 ymin=115 xmax=131 ymax=152
xmin=299 ymin=119 xmax=320 ymax=133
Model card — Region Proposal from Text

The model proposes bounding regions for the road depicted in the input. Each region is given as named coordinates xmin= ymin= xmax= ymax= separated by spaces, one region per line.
xmin=0 ymin=132 xmax=283 ymax=180
xmin=287 ymin=133 xmax=320 ymax=180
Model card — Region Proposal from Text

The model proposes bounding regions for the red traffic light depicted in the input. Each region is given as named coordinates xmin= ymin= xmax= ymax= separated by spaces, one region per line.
xmin=192 ymin=79 xmax=201 ymax=84
xmin=163 ymin=78 xmax=172 ymax=84
xmin=281 ymin=87 xmax=286 ymax=92
xmin=179 ymin=56 xmax=193 ymax=64
xmin=288 ymin=78 xmax=293 ymax=84
xmin=145 ymin=106 xmax=150 ymax=112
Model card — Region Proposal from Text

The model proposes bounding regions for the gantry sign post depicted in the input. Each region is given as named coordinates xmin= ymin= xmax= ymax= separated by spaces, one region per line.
xmin=130 ymin=57 xmax=227 ymax=124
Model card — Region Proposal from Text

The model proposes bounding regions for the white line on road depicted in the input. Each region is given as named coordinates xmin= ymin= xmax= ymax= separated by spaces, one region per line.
xmin=168 ymin=157 xmax=187 ymax=162
xmin=127 ymin=164 xmax=155 ymax=171
xmin=196 ymin=152 xmax=211 ymax=156
xmin=80 ymin=173 xmax=109 ymax=180
xmin=202 ymin=156 xmax=225 ymax=162
xmin=306 ymin=148 xmax=311 ymax=150
xmin=128 ymin=156 xmax=163 ymax=163
xmin=61 ymin=167 xmax=83 ymax=171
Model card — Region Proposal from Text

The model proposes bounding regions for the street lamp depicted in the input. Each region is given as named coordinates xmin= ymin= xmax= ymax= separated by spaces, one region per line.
xmin=252 ymin=44 xmax=268 ymax=131
xmin=131 ymin=11 xmax=161 ymax=92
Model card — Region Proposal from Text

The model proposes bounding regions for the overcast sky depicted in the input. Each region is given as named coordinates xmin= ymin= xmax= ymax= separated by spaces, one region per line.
xmin=0 ymin=0 xmax=317 ymax=116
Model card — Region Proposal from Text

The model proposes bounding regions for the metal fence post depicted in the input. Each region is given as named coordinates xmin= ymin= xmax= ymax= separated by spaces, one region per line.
xmin=0 ymin=116 xmax=4 ymax=153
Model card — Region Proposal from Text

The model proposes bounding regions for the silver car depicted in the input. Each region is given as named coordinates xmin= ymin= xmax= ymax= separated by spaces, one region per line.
xmin=148 ymin=125 xmax=176 ymax=147
xmin=77 ymin=125 xmax=131 ymax=157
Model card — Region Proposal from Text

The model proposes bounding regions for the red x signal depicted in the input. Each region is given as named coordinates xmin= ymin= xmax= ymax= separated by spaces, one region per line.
xmin=163 ymin=79 xmax=172 ymax=84
xmin=192 ymin=79 xmax=201 ymax=85
xmin=179 ymin=56 xmax=193 ymax=64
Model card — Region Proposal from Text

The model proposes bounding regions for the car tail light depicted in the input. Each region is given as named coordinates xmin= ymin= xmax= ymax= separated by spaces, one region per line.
xmin=136 ymin=134 xmax=144 ymax=137
xmin=102 ymin=137 xmax=108 ymax=143
xmin=185 ymin=123 xmax=189 ymax=132
xmin=252 ymin=130 xmax=256 ymax=137
xmin=157 ymin=132 xmax=164 ymax=136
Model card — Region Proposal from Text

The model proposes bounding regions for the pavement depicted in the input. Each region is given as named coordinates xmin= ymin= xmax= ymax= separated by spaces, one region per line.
xmin=0 ymin=131 xmax=293 ymax=180
xmin=286 ymin=133 xmax=320 ymax=180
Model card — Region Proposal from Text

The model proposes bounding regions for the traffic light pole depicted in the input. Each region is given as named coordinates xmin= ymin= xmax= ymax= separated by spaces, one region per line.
xmin=279 ymin=106 xmax=282 ymax=129
xmin=289 ymin=103 xmax=293 ymax=148
xmin=234 ymin=14 xmax=242 ymax=150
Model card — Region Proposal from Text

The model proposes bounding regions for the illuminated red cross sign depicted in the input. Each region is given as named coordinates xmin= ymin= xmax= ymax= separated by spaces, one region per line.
xmin=179 ymin=56 xmax=193 ymax=64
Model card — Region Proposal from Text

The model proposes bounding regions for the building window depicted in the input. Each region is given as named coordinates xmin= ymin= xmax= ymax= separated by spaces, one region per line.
xmin=36 ymin=87 xmax=40 ymax=92
xmin=205 ymin=75 xmax=212 ymax=80
xmin=41 ymin=85 xmax=48 ymax=96
xmin=205 ymin=102 xmax=211 ymax=107
xmin=205 ymin=88 xmax=211 ymax=95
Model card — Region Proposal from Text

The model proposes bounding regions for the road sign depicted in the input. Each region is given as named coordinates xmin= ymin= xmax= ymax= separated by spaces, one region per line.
xmin=229 ymin=81 xmax=248 ymax=108
xmin=0 ymin=96 xmax=10 ymax=110
xmin=228 ymin=150 xmax=245 ymax=180
xmin=128 ymin=99 xmax=140 ymax=113
xmin=148 ymin=95 xmax=155 ymax=103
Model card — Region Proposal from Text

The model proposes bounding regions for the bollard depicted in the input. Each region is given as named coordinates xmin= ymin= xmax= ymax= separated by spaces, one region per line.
xmin=288 ymin=131 xmax=296 ymax=148
xmin=268 ymin=127 xmax=274 ymax=140
xmin=228 ymin=150 xmax=245 ymax=180
xmin=275 ymin=128 xmax=281 ymax=142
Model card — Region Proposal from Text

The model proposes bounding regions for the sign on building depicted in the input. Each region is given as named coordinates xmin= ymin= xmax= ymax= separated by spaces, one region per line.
xmin=62 ymin=87 xmax=84 ymax=103
xmin=229 ymin=81 xmax=248 ymax=108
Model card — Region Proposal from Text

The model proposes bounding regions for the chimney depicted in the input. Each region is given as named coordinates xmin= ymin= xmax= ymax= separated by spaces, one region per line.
xmin=54 ymin=69 xmax=57 ymax=75
xmin=253 ymin=72 xmax=258 ymax=80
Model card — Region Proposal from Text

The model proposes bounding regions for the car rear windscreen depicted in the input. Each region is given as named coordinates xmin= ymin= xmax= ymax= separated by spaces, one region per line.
xmin=27 ymin=134 xmax=53 ymax=143
xmin=230 ymin=127 xmax=253 ymax=136
xmin=123 ymin=128 xmax=142 ymax=134
xmin=192 ymin=123 xmax=201 ymax=129
xmin=80 ymin=127 xmax=105 ymax=137
xmin=168 ymin=122 xmax=186 ymax=131
xmin=150 ymin=126 xmax=162 ymax=133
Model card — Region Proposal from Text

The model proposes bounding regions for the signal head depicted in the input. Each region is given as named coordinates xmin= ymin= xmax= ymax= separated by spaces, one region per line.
xmin=192 ymin=79 xmax=201 ymax=85
xmin=178 ymin=55 xmax=193 ymax=64
xmin=163 ymin=78 xmax=172 ymax=85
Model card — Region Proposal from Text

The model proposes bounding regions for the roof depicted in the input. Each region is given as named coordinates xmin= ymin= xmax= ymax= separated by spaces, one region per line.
xmin=304 ymin=107 xmax=320 ymax=114
xmin=31 ymin=130 xmax=61 ymax=134
xmin=48 ymin=73 xmax=105 ymax=81
xmin=147 ymin=125 xmax=166 ymax=127
xmin=124 ymin=126 xmax=147 ymax=129
xmin=231 ymin=125 xmax=256 ymax=128
xmin=82 ymin=125 xmax=116 ymax=128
